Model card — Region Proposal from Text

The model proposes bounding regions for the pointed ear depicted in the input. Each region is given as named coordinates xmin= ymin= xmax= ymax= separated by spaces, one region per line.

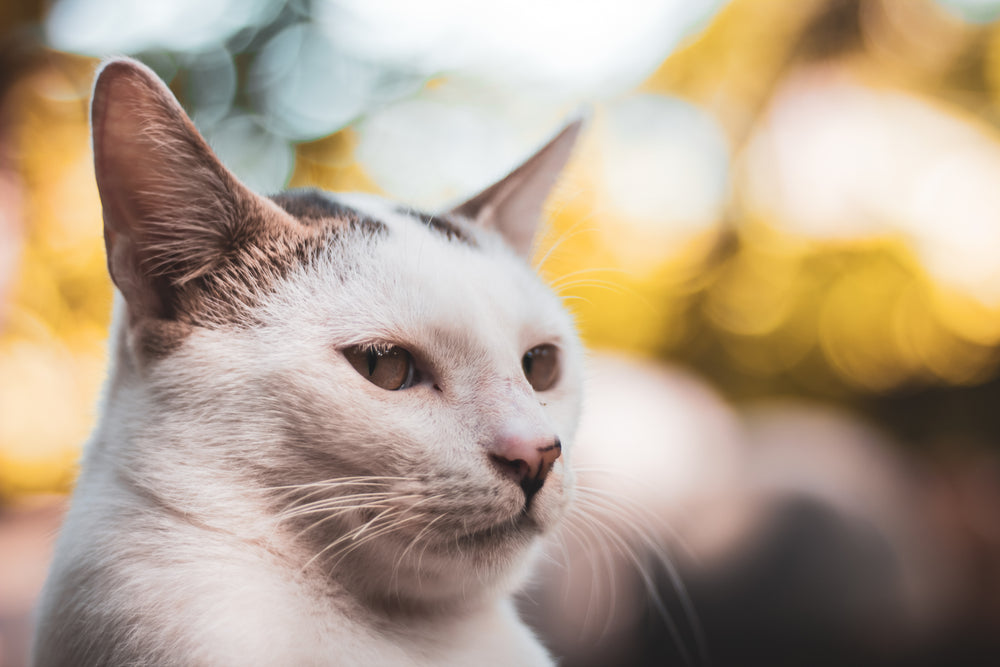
xmin=448 ymin=119 xmax=583 ymax=257
xmin=92 ymin=58 xmax=274 ymax=320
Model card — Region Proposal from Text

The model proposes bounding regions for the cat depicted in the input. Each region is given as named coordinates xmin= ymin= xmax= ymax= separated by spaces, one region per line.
xmin=32 ymin=58 xmax=583 ymax=666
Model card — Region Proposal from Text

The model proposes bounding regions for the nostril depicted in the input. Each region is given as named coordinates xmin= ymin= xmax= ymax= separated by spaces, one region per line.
xmin=538 ymin=438 xmax=561 ymax=473
xmin=490 ymin=454 xmax=531 ymax=484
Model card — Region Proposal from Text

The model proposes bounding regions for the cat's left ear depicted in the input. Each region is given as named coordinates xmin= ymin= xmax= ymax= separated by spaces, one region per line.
xmin=91 ymin=58 xmax=287 ymax=321
xmin=448 ymin=119 xmax=583 ymax=257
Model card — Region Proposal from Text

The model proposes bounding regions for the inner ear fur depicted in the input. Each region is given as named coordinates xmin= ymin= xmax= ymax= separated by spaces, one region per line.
xmin=92 ymin=58 xmax=284 ymax=320
xmin=448 ymin=119 xmax=583 ymax=258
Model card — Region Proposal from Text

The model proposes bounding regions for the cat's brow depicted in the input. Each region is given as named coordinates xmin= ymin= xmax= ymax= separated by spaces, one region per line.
xmin=396 ymin=206 xmax=478 ymax=248
xmin=273 ymin=191 xmax=476 ymax=248
xmin=147 ymin=193 xmax=390 ymax=344
xmin=270 ymin=189 xmax=384 ymax=230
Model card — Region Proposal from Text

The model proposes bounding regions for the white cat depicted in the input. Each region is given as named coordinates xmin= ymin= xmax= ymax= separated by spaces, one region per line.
xmin=33 ymin=58 xmax=583 ymax=666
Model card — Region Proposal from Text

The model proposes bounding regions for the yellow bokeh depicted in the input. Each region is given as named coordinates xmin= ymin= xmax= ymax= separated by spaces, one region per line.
xmin=7 ymin=0 xmax=1000 ymax=497
xmin=1 ymin=55 xmax=108 ymax=498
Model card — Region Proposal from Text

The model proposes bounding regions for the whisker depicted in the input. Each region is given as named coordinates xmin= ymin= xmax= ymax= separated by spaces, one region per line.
xmin=573 ymin=489 xmax=698 ymax=563
xmin=551 ymin=277 xmax=655 ymax=315
xmin=535 ymin=219 xmax=600 ymax=272
xmin=278 ymin=493 xmax=403 ymax=521
xmin=416 ymin=512 xmax=447 ymax=579
xmin=301 ymin=494 xmax=444 ymax=573
xmin=327 ymin=513 xmax=429 ymax=571
xmin=266 ymin=477 xmax=417 ymax=507
xmin=287 ymin=501 xmax=406 ymax=544
xmin=559 ymin=510 xmax=619 ymax=640
xmin=569 ymin=500 xmax=700 ymax=667
xmin=569 ymin=485 xmax=711 ymax=667
xmin=300 ymin=507 xmax=404 ymax=574
xmin=390 ymin=511 xmax=446 ymax=592
xmin=284 ymin=501 xmax=399 ymax=541
xmin=572 ymin=474 xmax=700 ymax=561
xmin=549 ymin=266 xmax=630 ymax=288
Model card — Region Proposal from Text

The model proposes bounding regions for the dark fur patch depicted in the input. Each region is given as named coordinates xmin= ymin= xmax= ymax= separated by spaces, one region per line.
xmin=141 ymin=194 xmax=389 ymax=348
xmin=134 ymin=319 xmax=193 ymax=359
xmin=132 ymin=190 xmax=400 ymax=360
xmin=271 ymin=189 xmax=384 ymax=230
xmin=396 ymin=206 xmax=478 ymax=247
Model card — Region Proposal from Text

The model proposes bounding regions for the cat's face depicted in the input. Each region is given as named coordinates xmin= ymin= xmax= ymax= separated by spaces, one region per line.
xmin=91 ymin=59 xmax=583 ymax=605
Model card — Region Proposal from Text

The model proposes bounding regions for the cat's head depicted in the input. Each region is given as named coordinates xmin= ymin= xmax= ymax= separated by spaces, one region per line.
xmin=91 ymin=59 xmax=584 ymax=607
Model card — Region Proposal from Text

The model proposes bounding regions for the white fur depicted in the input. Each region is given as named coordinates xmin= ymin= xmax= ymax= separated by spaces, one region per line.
xmin=34 ymin=191 xmax=583 ymax=665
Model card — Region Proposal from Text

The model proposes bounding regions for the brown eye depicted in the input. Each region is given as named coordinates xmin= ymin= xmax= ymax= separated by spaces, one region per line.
xmin=522 ymin=344 xmax=559 ymax=392
xmin=344 ymin=345 xmax=417 ymax=391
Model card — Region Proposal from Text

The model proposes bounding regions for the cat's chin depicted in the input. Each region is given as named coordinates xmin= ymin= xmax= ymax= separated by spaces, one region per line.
xmin=457 ymin=512 xmax=540 ymax=550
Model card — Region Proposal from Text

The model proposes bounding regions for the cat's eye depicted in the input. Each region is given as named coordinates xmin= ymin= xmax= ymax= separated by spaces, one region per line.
xmin=344 ymin=345 xmax=417 ymax=391
xmin=522 ymin=344 xmax=559 ymax=392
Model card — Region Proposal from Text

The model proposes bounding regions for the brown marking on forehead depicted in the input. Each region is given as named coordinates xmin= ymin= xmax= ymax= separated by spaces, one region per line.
xmin=396 ymin=206 xmax=478 ymax=248
xmin=133 ymin=195 xmax=387 ymax=360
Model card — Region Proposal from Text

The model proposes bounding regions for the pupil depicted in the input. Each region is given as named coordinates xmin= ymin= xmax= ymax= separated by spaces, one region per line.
xmin=367 ymin=349 xmax=377 ymax=376
xmin=523 ymin=352 xmax=534 ymax=376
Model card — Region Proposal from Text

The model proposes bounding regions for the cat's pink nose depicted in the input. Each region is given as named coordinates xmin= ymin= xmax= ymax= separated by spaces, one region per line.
xmin=488 ymin=433 xmax=562 ymax=507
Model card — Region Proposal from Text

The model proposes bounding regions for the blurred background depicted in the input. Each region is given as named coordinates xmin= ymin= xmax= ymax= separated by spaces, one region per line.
xmin=3 ymin=0 xmax=1000 ymax=665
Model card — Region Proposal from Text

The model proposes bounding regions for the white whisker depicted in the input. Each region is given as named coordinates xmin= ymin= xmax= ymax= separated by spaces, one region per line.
xmin=568 ymin=482 xmax=711 ymax=667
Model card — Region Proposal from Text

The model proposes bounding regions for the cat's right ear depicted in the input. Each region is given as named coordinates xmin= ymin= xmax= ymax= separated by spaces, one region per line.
xmin=91 ymin=58 xmax=271 ymax=320
xmin=448 ymin=119 xmax=583 ymax=258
